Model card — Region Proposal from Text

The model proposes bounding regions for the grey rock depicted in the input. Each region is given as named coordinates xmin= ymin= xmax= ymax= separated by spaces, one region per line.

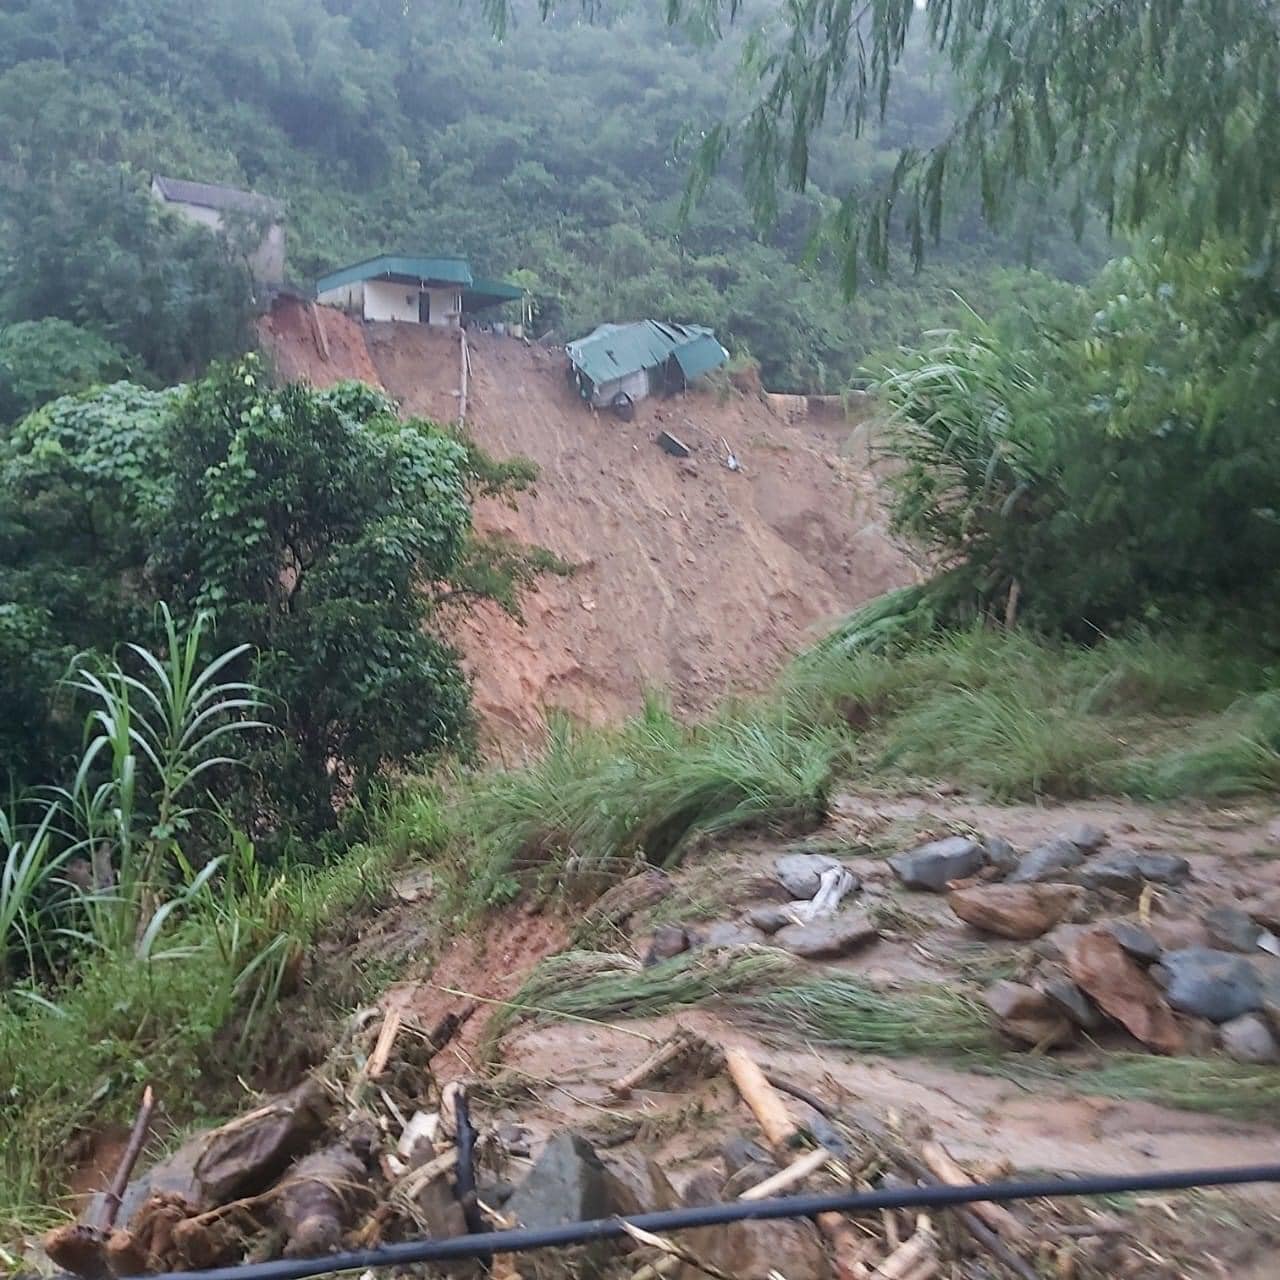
xmin=1076 ymin=850 xmax=1143 ymax=895
xmin=774 ymin=852 xmax=840 ymax=899
xmin=1135 ymin=852 xmax=1192 ymax=885
xmin=644 ymin=924 xmax=692 ymax=966
xmin=722 ymin=1137 xmax=774 ymax=1178
xmin=506 ymin=1133 xmax=617 ymax=1230
xmin=1064 ymin=822 xmax=1108 ymax=853
xmin=774 ymin=911 xmax=879 ymax=959
xmin=1007 ymin=836 xmax=1085 ymax=884
xmin=1219 ymin=1013 xmax=1279 ymax=1065
xmin=746 ymin=905 xmax=792 ymax=935
xmin=1041 ymin=975 xmax=1102 ymax=1030
xmin=1203 ymin=905 xmax=1264 ymax=954
xmin=722 ymin=1161 xmax=781 ymax=1199
xmin=599 ymin=1153 xmax=680 ymax=1216
xmin=1030 ymin=922 xmax=1090 ymax=965
xmin=1105 ymin=920 xmax=1163 ymax=964
xmin=478 ymin=1180 xmax=515 ymax=1207
xmin=702 ymin=919 xmax=764 ymax=948
xmin=889 ymin=836 xmax=986 ymax=892
xmin=984 ymin=979 xmax=1075 ymax=1047
xmin=1160 ymin=948 xmax=1262 ymax=1023
xmin=1256 ymin=965 xmax=1280 ymax=1034
xmin=983 ymin=836 xmax=1021 ymax=876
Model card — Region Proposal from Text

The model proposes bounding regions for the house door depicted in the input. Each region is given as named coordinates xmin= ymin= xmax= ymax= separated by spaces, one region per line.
xmin=418 ymin=291 xmax=430 ymax=324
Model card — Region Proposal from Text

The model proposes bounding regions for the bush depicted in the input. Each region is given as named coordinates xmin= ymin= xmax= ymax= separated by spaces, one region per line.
xmin=0 ymin=319 xmax=127 ymax=426
xmin=874 ymin=244 xmax=1280 ymax=635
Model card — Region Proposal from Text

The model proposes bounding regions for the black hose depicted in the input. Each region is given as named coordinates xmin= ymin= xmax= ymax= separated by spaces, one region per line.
xmin=124 ymin=1161 xmax=1280 ymax=1280
xmin=452 ymin=1088 xmax=486 ymax=1239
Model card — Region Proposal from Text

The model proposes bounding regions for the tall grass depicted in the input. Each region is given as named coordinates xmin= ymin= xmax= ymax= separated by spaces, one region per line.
xmin=461 ymin=697 xmax=839 ymax=900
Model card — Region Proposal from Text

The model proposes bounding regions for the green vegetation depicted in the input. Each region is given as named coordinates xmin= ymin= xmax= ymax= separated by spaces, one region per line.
xmin=0 ymin=0 xmax=1099 ymax=405
xmin=458 ymin=698 xmax=839 ymax=904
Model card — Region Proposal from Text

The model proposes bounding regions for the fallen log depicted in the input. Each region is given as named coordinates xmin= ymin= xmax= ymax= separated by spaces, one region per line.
xmin=920 ymin=1141 xmax=1028 ymax=1243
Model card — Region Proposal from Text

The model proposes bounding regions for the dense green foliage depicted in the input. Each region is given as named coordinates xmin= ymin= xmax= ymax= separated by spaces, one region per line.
xmin=0 ymin=361 xmax=545 ymax=842
xmin=875 ymin=243 xmax=1280 ymax=633
xmin=0 ymin=0 xmax=1098 ymax=399
xmin=0 ymin=319 xmax=127 ymax=426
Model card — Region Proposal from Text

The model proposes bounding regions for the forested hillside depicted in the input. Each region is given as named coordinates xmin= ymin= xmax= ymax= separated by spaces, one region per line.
xmin=0 ymin=0 xmax=1099 ymax=404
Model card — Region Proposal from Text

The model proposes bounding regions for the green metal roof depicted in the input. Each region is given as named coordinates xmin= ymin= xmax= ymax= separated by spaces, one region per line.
xmin=463 ymin=277 xmax=525 ymax=312
xmin=316 ymin=254 xmax=475 ymax=294
xmin=566 ymin=321 xmax=727 ymax=387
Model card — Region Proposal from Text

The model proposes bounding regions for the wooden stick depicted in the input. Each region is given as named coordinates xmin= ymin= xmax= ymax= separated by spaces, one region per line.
xmin=920 ymin=1141 xmax=1027 ymax=1243
xmin=816 ymin=1212 xmax=871 ymax=1280
xmin=724 ymin=1046 xmax=800 ymax=1153
xmin=363 ymin=1006 xmax=404 ymax=1081
xmin=99 ymin=1085 xmax=155 ymax=1229
xmin=873 ymin=1223 xmax=934 ymax=1280
xmin=609 ymin=1029 xmax=696 ymax=1099
xmin=738 ymin=1146 xmax=834 ymax=1201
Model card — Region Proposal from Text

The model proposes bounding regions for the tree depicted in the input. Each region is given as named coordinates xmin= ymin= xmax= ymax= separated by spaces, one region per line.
xmin=0 ymin=320 xmax=128 ymax=426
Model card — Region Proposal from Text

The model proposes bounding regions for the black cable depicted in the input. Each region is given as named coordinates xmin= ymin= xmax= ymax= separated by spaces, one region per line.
xmin=452 ymin=1087 xmax=486 ymax=1239
xmin=125 ymin=1161 xmax=1280 ymax=1280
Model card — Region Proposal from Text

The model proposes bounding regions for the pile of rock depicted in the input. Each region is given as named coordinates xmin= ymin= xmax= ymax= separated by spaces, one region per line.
xmin=888 ymin=825 xmax=1280 ymax=1063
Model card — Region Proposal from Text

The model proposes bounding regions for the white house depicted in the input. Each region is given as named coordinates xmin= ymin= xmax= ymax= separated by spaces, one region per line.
xmin=314 ymin=254 xmax=523 ymax=328
xmin=151 ymin=175 xmax=286 ymax=285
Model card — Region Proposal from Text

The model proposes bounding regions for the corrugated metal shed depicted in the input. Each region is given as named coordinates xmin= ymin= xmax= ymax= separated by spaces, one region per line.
xmin=566 ymin=321 xmax=728 ymax=389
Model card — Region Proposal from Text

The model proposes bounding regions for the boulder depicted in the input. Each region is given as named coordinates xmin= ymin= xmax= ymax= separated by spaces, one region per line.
xmin=1146 ymin=915 xmax=1212 ymax=953
xmin=983 ymin=980 xmax=1075 ymax=1047
xmin=505 ymin=1134 xmax=618 ymax=1230
xmin=1203 ymin=906 xmax=1264 ymax=954
xmin=774 ymin=911 xmax=878 ymax=959
xmin=1104 ymin=920 xmax=1162 ymax=965
xmin=1158 ymin=948 xmax=1262 ymax=1023
xmin=982 ymin=836 xmax=1021 ymax=877
xmin=948 ymin=882 xmax=1085 ymax=940
xmin=1244 ymin=891 xmax=1280 ymax=934
xmin=1219 ymin=1013 xmax=1279 ymax=1065
xmin=746 ymin=905 xmax=792 ymax=935
xmin=644 ymin=925 xmax=692 ymax=966
xmin=1007 ymin=837 xmax=1085 ymax=884
xmin=1063 ymin=823 xmax=1108 ymax=853
xmin=701 ymin=920 xmax=764 ymax=949
xmin=1040 ymin=973 xmax=1102 ymax=1030
xmin=889 ymin=836 xmax=986 ymax=892
xmin=1030 ymin=922 xmax=1091 ymax=965
xmin=1255 ymin=965 xmax=1280 ymax=1034
xmin=1066 ymin=929 xmax=1184 ymax=1054
xmin=774 ymin=852 xmax=841 ymax=899
xmin=1076 ymin=849 xmax=1192 ymax=895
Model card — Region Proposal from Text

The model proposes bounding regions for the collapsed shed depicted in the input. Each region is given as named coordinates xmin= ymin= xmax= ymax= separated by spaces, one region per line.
xmin=566 ymin=320 xmax=729 ymax=411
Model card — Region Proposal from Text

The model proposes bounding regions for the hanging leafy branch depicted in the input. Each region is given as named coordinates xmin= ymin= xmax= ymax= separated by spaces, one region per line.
xmin=500 ymin=0 xmax=1280 ymax=281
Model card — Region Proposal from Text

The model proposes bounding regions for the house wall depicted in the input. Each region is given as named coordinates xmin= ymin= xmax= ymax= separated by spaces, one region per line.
xmin=317 ymin=282 xmax=364 ymax=312
xmin=424 ymin=286 xmax=462 ymax=328
xmin=363 ymin=279 xmax=421 ymax=323
xmin=590 ymin=367 xmax=651 ymax=408
xmin=151 ymin=180 xmax=285 ymax=285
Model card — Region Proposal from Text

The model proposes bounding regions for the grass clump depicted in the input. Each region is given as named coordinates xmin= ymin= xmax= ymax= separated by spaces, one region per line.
xmin=461 ymin=697 xmax=839 ymax=901
xmin=739 ymin=974 xmax=999 ymax=1058
xmin=485 ymin=945 xmax=796 ymax=1049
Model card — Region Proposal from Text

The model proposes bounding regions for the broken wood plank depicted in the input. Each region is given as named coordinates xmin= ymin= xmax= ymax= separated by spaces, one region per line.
xmin=872 ymin=1220 xmax=935 ymax=1280
xmin=724 ymin=1046 xmax=801 ymax=1153
xmin=609 ymin=1028 xmax=701 ymax=1099
xmin=363 ymin=1006 xmax=404 ymax=1081
xmin=920 ymin=1140 xmax=1028 ymax=1242
xmin=738 ymin=1146 xmax=834 ymax=1201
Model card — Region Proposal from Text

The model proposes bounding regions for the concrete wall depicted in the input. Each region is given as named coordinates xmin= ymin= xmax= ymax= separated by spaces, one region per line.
xmin=423 ymin=286 xmax=462 ymax=328
xmin=363 ymin=279 xmax=420 ymax=323
xmin=152 ymin=182 xmax=286 ymax=285
xmin=317 ymin=282 xmax=363 ymax=312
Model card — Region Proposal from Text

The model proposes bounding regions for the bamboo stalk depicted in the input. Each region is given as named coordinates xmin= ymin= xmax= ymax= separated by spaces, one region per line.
xmin=738 ymin=1146 xmax=834 ymax=1201
xmin=724 ymin=1046 xmax=800 ymax=1152
xmin=609 ymin=1028 xmax=698 ymax=1099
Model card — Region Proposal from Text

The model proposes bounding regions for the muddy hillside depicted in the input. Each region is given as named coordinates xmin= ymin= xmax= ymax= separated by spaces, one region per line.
xmin=259 ymin=300 xmax=913 ymax=746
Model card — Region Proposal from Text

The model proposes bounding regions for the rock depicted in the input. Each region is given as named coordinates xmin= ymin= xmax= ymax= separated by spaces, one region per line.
xmin=774 ymin=852 xmax=842 ymax=899
xmin=721 ymin=1162 xmax=781 ymax=1199
xmin=1255 ymin=965 xmax=1280 ymax=1034
xmin=983 ymin=836 xmax=1021 ymax=876
xmin=1203 ymin=906 xmax=1264 ymax=954
xmin=1076 ymin=849 xmax=1192 ymax=895
xmin=701 ymin=920 xmax=764 ymax=948
xmin=1146 ymin=915 xmax=1211 ymax=952
xmin=746 ymin=905 xmax=792 ymax=935
xmin=1244 ymin=891 xmax=1280 ymax=934
xmin=1159 ymin=948 xmax=1262 ymax=1023
xmin=721 ymin=1137 xmax=774 ymax=1178
xmin=889 ymin=836 xmax=986 ymax=892
xmin=1066 ymin=929 xmax=1184 ymax=1053
xmin=1219 ymin=1013 xmax=1279 ymax=1065
xmin=505 ymin=1133 xmax=618 ymax=1230
xmin=1134 ymin=852 xmax=1192 ymax=885
xmin=678 ymin=1194 xmax=832 ymax=1280
xmin=1030 ymin=922 xmax=1091 ymax=965
xmin=1040 ymin=973 xmax=1102 ymax=1030
xmin=948 ymin=882 xmax=1085 ymax=940
xmin=1064 ymin=823 xmax=1108 ymax=853
xmin=774 ymin=911 xmax=878 ymax=959
xmin=1007 ymin=837 xmax=1085 ymax=884
xmin=598 ymin=1153 xmax=680 ymax=1216
xmin=983 ymin=980 xmax=1075 ymax=1047
xmin=1104 ymin=920 xmax=1162 ymax=965
xmin=644 ymin=925 xmax=692 ymax=966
